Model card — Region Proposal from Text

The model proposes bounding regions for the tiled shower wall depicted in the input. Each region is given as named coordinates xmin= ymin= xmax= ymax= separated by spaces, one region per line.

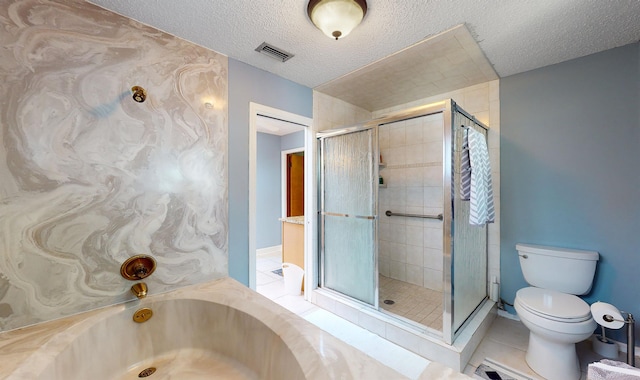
xmin=374 ymin=80 xmax=501 ymax=292
xmin=378 ymin=114 xmax=445 ymax=291
xmin=0 ymin=0 xmax=228 ymax=331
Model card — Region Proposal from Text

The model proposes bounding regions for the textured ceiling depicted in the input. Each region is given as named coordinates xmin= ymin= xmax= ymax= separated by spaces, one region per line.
xmin=316 ymin=24 xmax=499 ymax=111
xmin=87 ymin=0 xmax=640 ymax=91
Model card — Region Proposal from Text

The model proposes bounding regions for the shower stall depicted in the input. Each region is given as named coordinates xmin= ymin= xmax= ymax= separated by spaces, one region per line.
xmin=317 ymin=99 xmax=491 ymax=345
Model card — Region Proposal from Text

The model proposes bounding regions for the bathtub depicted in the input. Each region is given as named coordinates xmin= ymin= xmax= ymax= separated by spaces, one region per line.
xmin=0 ymin=278 xmax=404 ymax=379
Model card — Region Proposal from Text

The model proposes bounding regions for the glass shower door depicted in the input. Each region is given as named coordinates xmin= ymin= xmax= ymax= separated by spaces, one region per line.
xmin=319 ymin=127 xmax=378 ymax=306
xmin=451 ymin=116 xmax=488 ymax=333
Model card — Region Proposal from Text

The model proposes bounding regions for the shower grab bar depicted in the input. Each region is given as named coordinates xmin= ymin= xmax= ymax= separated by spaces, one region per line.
xmin=385 ymin=210 xmax=443 ymax=220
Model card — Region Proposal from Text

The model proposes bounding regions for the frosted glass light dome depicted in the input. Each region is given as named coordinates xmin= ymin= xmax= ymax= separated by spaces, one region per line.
xmin=308 ymin=0 xmax=367 ymax=40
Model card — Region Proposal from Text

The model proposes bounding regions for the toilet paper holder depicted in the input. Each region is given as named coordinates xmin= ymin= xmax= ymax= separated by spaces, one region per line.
xmin=592 ymin=302 xmax=635 ymax=367
xmin=610 ymin=312 xmax=634 ymax=367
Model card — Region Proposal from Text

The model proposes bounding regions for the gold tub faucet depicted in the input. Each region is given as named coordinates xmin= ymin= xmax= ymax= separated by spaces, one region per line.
xmin=131 ymin=282 xmax=148 ymax=299
xmin=120 ymin=255 xmax=155 ymax=299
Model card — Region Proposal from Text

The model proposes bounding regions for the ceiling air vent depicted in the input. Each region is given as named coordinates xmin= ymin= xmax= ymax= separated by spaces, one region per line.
xmin=255 ymin=42 xmax=294 ymax=62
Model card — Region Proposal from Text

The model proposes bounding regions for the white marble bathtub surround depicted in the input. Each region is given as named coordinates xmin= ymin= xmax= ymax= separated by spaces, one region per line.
xmin=0 ymin=278 xmax=405 ymax=380
xmin=0 ymin=0 xmax=228 ymax=331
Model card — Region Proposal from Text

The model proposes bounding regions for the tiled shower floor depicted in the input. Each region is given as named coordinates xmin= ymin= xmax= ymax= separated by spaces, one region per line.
xmin=378 ymin=274 xmax=443 ymax=331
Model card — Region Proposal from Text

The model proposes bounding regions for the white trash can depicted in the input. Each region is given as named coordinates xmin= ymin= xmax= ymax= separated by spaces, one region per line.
xmin=282 ymin=263 xmax=304 ymax=295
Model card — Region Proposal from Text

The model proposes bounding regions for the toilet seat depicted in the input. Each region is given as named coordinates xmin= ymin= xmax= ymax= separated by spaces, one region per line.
xmin=516 ymin=287 xmax=591 ymax=323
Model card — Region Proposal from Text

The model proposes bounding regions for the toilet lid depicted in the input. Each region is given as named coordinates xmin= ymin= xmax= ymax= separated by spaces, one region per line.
xmin=517 ymin=287 xmax=592 ymax=322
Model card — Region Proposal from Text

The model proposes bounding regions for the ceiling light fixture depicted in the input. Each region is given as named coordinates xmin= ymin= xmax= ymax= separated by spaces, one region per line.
xmin=307 ymin=0 xmax=367 ymax=40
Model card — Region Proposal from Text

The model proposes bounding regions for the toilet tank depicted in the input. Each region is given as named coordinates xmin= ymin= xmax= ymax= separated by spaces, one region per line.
xmin=516 ymin=243 xmax=599 ymax=295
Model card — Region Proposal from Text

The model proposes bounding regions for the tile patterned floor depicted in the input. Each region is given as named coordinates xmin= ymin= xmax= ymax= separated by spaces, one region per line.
xmin=379 ymin=274 xmax=443 ymax=331
xmin=257 ymin=249 xmax=639 ymax=380
xmin=256 ymin=250 xmax=436 ymax=379
xmin=462 ymin=315 xmax=638 ymax=380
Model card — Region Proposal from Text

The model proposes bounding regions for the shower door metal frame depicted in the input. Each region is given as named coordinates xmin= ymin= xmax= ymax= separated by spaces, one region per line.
xmin=318 ymin=124 xmax=380 ymax=308
xmin=316 ymin=99 xmax=490 ymax=345
xmin=444 ymin=100 xmax=490 ymax=344
xmin=442 ymin=101 xmax=455 ymax=343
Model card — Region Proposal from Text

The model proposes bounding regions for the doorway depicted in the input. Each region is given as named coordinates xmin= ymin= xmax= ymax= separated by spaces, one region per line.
xmin=248 ymin=103 xmax=314 ymax=297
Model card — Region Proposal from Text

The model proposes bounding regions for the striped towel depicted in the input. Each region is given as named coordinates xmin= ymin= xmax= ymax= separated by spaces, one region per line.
xmin=467 ymin=128 xmax=495 ymax=226
xmin=460 ymin=129 xmax=471 ymax=200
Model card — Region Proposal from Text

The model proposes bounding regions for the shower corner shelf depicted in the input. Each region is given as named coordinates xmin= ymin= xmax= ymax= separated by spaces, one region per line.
xmin=379 ymin=162 xmax=386 ymax=168
xmin=379 ymin=183 xmax=387 ymax=188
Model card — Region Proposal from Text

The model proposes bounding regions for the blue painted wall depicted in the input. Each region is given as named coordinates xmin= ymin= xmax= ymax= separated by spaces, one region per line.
xmin=281 ymin=130 xmax=305 ymax=150
xmin=500 ymin=42 xmax=640 ymax=341
xmin=228 ymin=59 xmax=312 ymax=285
xmin=256 ymin=131 xmax=305 ymax=250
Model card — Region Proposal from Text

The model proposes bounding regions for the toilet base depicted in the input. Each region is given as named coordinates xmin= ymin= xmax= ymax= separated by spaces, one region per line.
xmin=525 ymin=332 xmax=581 ymax=380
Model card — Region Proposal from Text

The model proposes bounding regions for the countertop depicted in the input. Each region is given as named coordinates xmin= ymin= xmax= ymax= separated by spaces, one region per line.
xmin=279 ymin=215 xmax=304 ymax=225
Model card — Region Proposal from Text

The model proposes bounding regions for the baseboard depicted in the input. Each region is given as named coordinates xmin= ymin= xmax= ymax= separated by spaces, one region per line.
xmin=610 ymin=338 xmax=640 ymax=357
xmin=256 ymin=245 xmax=282 ymax=256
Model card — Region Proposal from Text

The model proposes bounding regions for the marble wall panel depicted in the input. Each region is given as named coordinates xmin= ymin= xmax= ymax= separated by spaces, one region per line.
xmin=0 ymin=0 xmax=228 ymax=331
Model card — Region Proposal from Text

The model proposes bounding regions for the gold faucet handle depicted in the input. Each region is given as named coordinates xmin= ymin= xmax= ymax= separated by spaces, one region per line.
xmin=120 ymin=255 xmax=156 ymax=280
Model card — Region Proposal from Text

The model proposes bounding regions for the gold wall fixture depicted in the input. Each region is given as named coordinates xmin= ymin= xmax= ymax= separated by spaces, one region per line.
xmin=138 ymin=367 xmax=157 ymax=377
xmin=132 ymin=307 xmax=153 ymax=323
xmin=120 ymin=255 xmax=156 ymax=280
xmin=131 ymin=282 xmax=148 ymax=299
xmin=131 ymin=86 xmax=146 ymax=103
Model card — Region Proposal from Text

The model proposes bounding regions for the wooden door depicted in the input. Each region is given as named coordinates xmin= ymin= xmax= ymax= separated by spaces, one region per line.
xmin=287 ymin=153 xmax=304 ymax=216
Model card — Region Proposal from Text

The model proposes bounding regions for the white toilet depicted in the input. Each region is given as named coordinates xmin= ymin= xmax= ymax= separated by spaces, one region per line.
xmin=514 ymin=243 xmax=599 ymax=380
